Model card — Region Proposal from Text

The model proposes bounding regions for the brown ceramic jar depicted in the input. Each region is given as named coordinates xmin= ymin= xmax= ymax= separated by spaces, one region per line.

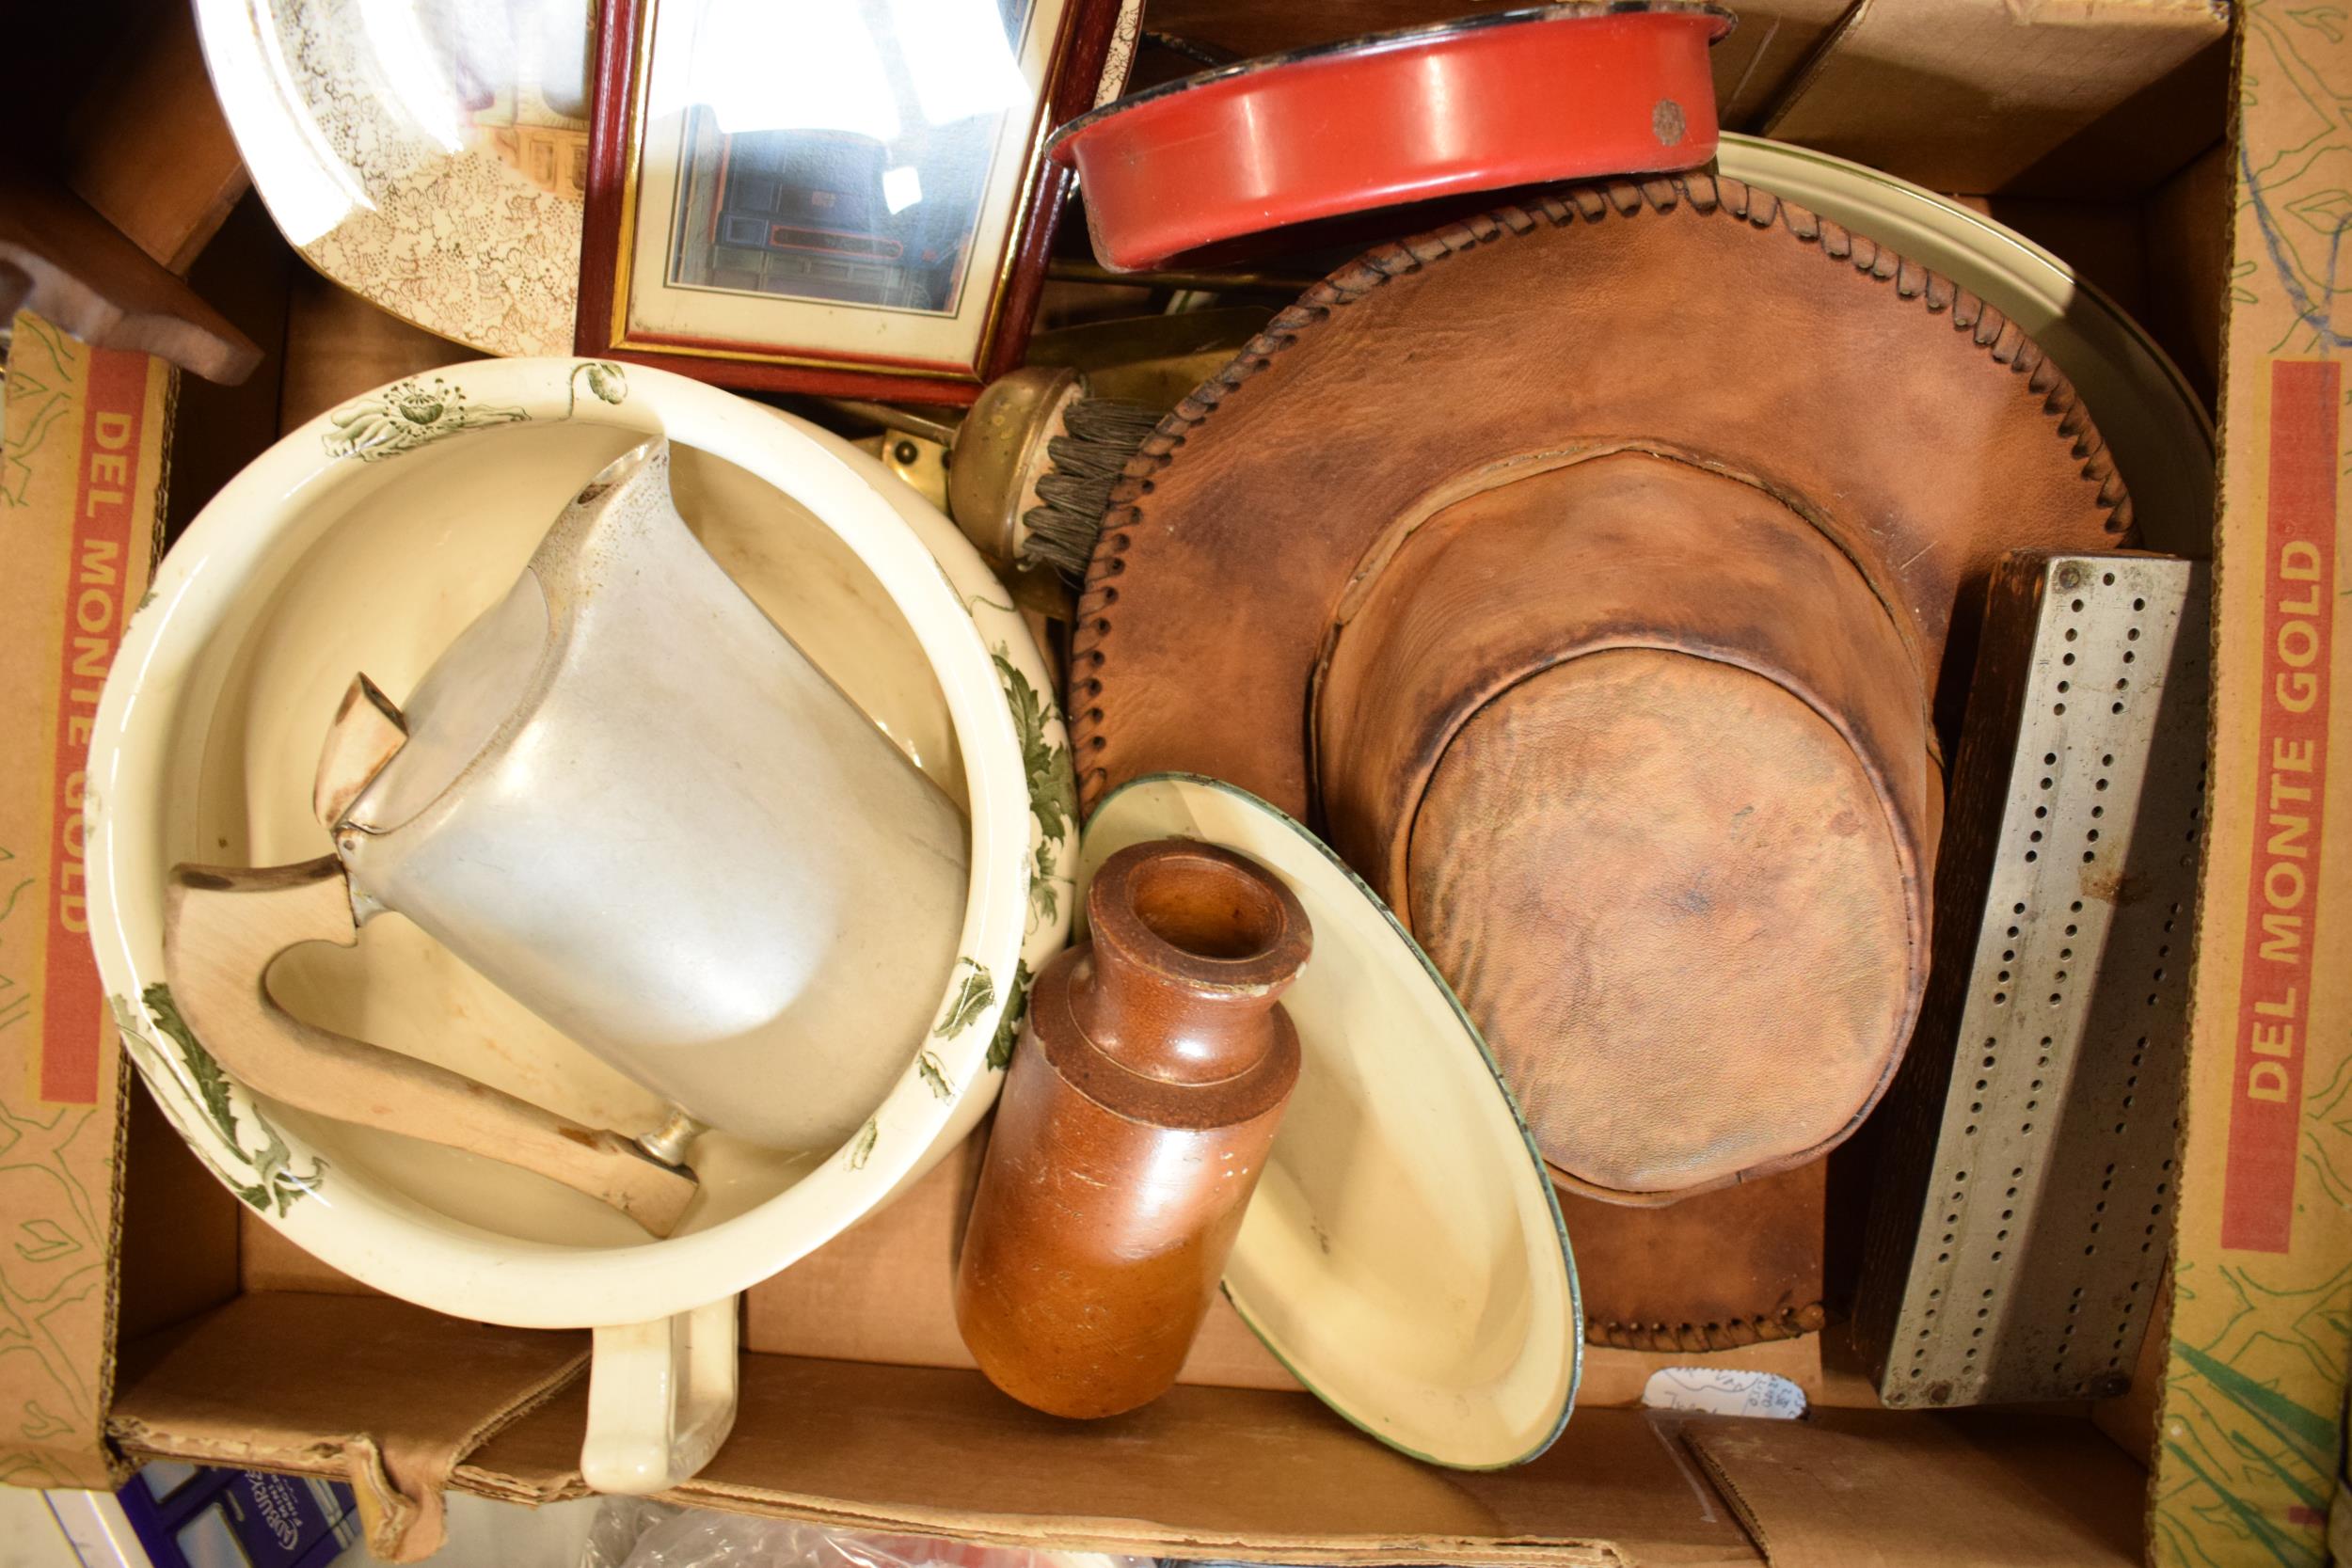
xmin=955 ymin=838 xmax=1310 ymax=1418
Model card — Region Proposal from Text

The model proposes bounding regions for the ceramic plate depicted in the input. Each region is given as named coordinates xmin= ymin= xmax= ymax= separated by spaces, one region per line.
xmin=1078 ymin=774 xmax=1580 ymax=1468
xmin=1719 ymin=134 xmax=2214 ymax=558
xmin=87 ymin=358 xmax=1075 ymax=1329
xmin=192 ymin=0 xmax=596 ymax=355
xmin=193 ymin=0 xmax=1144 ymax=357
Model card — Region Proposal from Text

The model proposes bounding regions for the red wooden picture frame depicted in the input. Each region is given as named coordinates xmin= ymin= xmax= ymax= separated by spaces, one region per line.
xmin=578 ymin=0 xmax=1128 ymax=405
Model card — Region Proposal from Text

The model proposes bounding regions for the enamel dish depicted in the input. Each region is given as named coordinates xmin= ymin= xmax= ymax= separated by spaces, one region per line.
xmin=86 ymin=357 xmax=1075 ymax=1491
xmin=1719 ymin=134 xmax=2213 ymax=557
xmin=1078 ymin=774 xmax=1581 ymax=1468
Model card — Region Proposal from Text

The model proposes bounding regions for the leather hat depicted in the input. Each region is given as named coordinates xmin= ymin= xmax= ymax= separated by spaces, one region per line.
xmin=1070 ymin=172 xmax=2130 ymax=1343
xmin=1315 ymin=451 xmax=1938 ymax=1201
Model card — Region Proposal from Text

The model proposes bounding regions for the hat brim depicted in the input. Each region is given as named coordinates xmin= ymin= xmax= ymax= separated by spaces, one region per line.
xmin=1071 ymin=172 xmax=2130 ymax=821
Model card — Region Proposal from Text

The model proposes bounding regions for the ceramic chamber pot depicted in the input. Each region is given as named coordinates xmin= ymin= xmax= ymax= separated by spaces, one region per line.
xmin=86 ymin=358 xmax=1075 ymax=1494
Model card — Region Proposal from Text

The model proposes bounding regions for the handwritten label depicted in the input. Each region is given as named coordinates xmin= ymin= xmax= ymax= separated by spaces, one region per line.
xmin=2221 ymin=358 xmax=2337 ymax=1252
xmin=1643 ymin=1368 xmax=1808 ymax=1419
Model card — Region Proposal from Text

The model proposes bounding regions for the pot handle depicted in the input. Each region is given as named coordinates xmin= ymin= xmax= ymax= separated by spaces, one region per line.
xmin=582 ymin=1297 xmax=739 ymax=1495
xmin=162 ymin=856 xmax=698 ymax=1236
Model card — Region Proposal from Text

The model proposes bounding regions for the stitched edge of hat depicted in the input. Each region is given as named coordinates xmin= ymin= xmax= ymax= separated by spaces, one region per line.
xmin=1591 ymin=1301 xmax=1831 ymax=1354
xmin=1069 ymin=170 xmax=2137 ymax=813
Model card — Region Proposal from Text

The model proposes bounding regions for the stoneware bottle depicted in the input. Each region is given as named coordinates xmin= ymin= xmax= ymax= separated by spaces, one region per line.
xmin=956 ymin=838 xmax=1310 ymax=1418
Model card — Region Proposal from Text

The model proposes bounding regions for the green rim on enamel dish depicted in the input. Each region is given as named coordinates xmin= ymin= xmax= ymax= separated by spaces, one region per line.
xmin=1078 ymin=772 xmax=1581 ymax=1470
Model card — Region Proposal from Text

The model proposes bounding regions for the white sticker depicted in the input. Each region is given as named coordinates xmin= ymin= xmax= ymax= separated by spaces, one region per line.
xmin=1642 ymin=1367 xmax=1809 ymax=1419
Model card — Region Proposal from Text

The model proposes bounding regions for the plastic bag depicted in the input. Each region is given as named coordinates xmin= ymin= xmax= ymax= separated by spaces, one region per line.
xmin=580 ymin=1498 xmax=1154 ymax=1568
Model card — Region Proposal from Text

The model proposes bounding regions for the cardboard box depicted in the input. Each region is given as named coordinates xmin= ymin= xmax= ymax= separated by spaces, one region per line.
xmin=0 ymin=313 xmax=167 ymax=1493
xmin=1759 ymin=0 xmax=2229 ymax=195
xmin=7 ymin=5 xmax=2345 ymax=1567
xmin=2148 ymin=8 xmax=2352 ymax=1561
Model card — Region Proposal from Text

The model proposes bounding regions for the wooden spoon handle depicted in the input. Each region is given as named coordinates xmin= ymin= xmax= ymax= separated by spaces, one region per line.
xmin=163 ymin=856 xmax=696 ymax=1236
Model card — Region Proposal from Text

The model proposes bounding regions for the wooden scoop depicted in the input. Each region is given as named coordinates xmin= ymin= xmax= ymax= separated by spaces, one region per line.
xmin=163 ymin=675 xmax=697 ymax=1236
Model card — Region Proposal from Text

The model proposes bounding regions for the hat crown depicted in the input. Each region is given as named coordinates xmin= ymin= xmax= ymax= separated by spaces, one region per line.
xmin=1316 ymin=450 xmax=1931 ymax=1199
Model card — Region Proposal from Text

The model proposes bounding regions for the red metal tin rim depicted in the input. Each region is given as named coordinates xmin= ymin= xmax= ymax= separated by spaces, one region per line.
xmin=1045 ymin=1 xmax=1738 ymax=163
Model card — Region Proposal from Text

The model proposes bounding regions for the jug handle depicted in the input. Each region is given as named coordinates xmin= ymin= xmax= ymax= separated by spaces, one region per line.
xmin=162 ymin=856 xmax=698 ymax=1237
xmin=581 ymin=1297 xmax=739 ymax=1494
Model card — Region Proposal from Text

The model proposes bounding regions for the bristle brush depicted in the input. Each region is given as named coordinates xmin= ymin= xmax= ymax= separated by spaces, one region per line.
xmin=946 ymin=367 xmax=1163 ymax=579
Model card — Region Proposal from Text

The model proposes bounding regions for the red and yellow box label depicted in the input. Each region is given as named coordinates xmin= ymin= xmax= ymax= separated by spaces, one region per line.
xmin=0 ymin=313 xmax=167 ymax=1488
xmin=2156 ymin=11 xmax=2352 ymax=1560
xmin=2219 ymin=359 xmax=2337 ymax=1254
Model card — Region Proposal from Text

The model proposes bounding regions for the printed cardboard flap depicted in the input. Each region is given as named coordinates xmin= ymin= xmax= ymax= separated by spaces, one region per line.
xmin=1760 ymin=0 xmax=2228 ymax=194
xmin=0 ymin=314 xmax=168 ymax=1488
xmin=2152 ymin=7 xmax=2352 ymax=1567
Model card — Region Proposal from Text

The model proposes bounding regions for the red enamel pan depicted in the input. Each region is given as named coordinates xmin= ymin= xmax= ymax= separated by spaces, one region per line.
xmin=1048 ymin=3 xmax=1737 ymax=272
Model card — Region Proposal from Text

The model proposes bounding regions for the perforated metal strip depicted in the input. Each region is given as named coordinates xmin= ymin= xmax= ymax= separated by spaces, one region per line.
xmin=1862 ymin=553 xmax=2206 ymax=1407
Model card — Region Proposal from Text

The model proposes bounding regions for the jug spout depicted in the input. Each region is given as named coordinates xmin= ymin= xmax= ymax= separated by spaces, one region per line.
xmin=331 ymin=436 xmax=678 ymax=850
xmin=313 ymin=673 xmax=407 ymax=832
xmin=571 ymin=437 xmax=667 ymax=510
xmin=535 ymin=436 xmax=676 ymax=580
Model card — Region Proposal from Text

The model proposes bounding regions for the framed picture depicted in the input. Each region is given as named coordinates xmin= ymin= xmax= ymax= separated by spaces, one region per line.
xmin=580 ymin=0 xmax=1135 ymax=403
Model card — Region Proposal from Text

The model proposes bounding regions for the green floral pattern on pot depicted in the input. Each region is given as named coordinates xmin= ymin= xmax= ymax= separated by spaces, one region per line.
xmin=917 ymin=1050 xmax=953 ymax=1101
xmin=323 ymin=375 xmax=529 ymax=462
xmin=988 ymin=958 xmax=1034 ymax=1071
xmin=323 ymin=361 xmax=628 ymax=463
xmin=935 ymin=958 xmax=995 ymax=1037
xmin=566 ymin=361 xmax=628 ymax=416
xmin=993 ymin=648 xmax=1077 ymax=930
xmin=110 ymin=984 xmax=322 ymax=1216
